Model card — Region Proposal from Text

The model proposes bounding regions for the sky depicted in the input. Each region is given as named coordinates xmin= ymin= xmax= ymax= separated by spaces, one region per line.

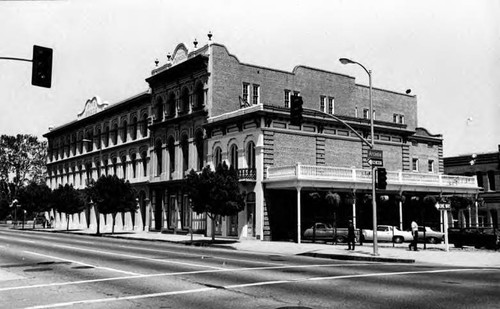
xmin=0 ymin=0 xmax=498 ymax=157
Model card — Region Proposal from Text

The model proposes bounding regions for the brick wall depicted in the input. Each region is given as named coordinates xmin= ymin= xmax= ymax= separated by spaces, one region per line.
xmin=273 ymin=132 xmax=316 ymax=166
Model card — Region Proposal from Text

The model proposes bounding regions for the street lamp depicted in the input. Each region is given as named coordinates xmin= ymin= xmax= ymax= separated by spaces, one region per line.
xmin=339 ymin=57 xmax=378 ymax=256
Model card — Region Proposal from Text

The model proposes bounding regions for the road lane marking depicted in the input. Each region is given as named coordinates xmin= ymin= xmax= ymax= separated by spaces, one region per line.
xmin=117 ymin=244 xmax=287 ymax=266
xmin=24 ymin=268 xmax=499 ymax=309
xmin=0 ymin=263 xmax=376 ymax=292
xmin=23 ymin=251 xmax=141 ymax=276
xmin=52 ymin=244 xmax=227 ymax=270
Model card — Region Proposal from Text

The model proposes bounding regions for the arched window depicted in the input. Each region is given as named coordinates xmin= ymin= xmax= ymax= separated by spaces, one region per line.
xmin=141 ymin=151 xmax=147 ymax=177
xmin=195 ymin=82 xmax=204 ymax=110
xmin=131 ymin=153 xmax=137 ymax=178
xmin=168 ymin=137 xmax=175 ymax=177
xmin=96 ymin=160 xmax=101 ymax=178
xmin=181 ymin=134 xmax=189 ymax=174
xmin=487 ymin=171 xmax=496 ymax=191
xmin=104 ymin=126 xmax=109 ymax=147
xmin=85 ymin=162 xmax=92 ymax=182
xmin=96 ymin=128 xmax=101 ymax=150
xmin=121 ymin=156 xmax=127 ymax=179
xmin=476 ymin=171 xmax=484 ymax=188
xmin=155 ymin=97 xmax=164 ymax=122
xmin=155 ymin=140 xmax=162 ymax=176
xmin=213 ymin=146 xmax=222 ymax=168
xmin=122 ymin=120 xmax=128 ymax=143
xmin=195 ymin=130 xmax=204 ymax=171
xmin=112 ymin=157 xmax=117 ymax=176
xmin=246 ymin=141 xmax=256 ymax=169
xmin=104 ymin=159 xmax=109 ymax=176
xmin=230 ymin=144 xmax=238 ymax=170
xmin=85 ymin=131 xmax=93 ymax=152
xmin=141 ymin=114 xmax=148 ymax=137
xmin=180 ymin=87 xmax=189 ymax=114
xmin=112 ymin=123 xmax=118 ymax=145
xmin=131 ymin=117 xmax=138 ymax=140
xmin=167 ymin=93 xmax=176 ymax=117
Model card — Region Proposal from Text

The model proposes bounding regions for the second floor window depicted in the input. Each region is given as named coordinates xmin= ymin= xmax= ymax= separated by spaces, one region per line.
xmin=320 ymin=96 xmax=326 ymax=112
xmin=246 ymin=141 xmax=256 ymax=169
xmin=213 ymin=146 xmax=223 ymax=168
xmin=412 ymin=158 xmax=419 ymax=172
xmin=242 ymin=83 xmax=249 ymax=103
xmin=328 ymin=97 xmax=334 ymax=114
xmin=428 ymin=160 xmax=434 ymax=172
xmin=230 ymin=144 xmax=238 ymax=170
xmin=252 ymin=84 xmax=260 ymax=105
xmin=284 ymin=90 xmax=291 ymax=108
xmin=363 ymin=109 xmax=369 ymax=119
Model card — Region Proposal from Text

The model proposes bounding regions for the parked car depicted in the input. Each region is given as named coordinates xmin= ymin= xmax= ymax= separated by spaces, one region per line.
xmin=362 ymin=225 xmax=413 ymax=243
xmin=405 ymin=226 xmax=444 ymax=244
xmin=303 ymin=222 xmax=360 ymax=243
xmin=448 ymin=227 xmax=500 ymax=250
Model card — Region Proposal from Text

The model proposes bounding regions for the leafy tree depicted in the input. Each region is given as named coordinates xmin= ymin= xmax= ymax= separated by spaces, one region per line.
xmin=17 ymin=182 xmax=52 ymax=228
xmin=52 ymin=184 xmax=86 ymax=230
xmin=185 ymin=162 xmax=246 ymax=241
xmin=86 ymin=175 xmax=137 ymax=235
xmin=0 ymin=134 xmax=47 ymax=191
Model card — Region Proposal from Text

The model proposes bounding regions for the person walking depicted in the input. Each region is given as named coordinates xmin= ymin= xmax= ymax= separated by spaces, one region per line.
xmin=409 ymin=220 xmax=419 ymax=251
xmin=347 ymin=220 xmax=356 ymax=250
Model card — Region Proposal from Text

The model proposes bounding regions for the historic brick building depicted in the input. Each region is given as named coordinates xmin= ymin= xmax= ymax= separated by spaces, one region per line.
xmin=444 ymin=146 xmax=500 ymax=229
xmin=44 ymin=36 xmax=479 ymax=241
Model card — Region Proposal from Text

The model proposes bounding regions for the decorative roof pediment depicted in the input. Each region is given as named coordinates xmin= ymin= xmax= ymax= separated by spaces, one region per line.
xmin=77 ymin=96 xmax=108 ymax=120
xmin=172 ymin=43 xmax=189 ymax=65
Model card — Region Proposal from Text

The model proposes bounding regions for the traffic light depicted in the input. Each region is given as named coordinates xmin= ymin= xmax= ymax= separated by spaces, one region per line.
xmin=290 ymin=95 xmax=303 ymax=125
xmin=377 ymin=167 xmax=387 ymax=190
xmin=31 ymin=45 xmax=53 ymax=88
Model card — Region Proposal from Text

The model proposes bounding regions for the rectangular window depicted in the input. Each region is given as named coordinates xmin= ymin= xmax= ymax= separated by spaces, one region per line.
xmin=428 ymin=160 xmax=434 ymax=172
xmin=372 ymin=110 xmax=376 ymax=120
xmin=412 ymin=158 xmax=419 ymax=172
xmin=355 ymin=107 xmax=358 ymax=118
xmin=328 ymin=97 xmax=334 ymax=114
xmin=320 ymin=96 xmax=326 ymax=112
xmin=284 ymin=90 xmax=291 ymax=108
xmin=393 ymin=114 xmax=398 ymax=123
xmin=399 ymin=115 xmax=405 ymax=124
xmin=252 ymin=84 xmax=260 ymax=105
xmin=363 ymin=109 xmax=370 ymax=119
xmin=242 ymin=83 xmax=249 ymax=103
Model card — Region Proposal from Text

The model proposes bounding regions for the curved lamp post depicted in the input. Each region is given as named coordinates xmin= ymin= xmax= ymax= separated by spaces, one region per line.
xmin=339 ymin=57 xmax=378 ymax=256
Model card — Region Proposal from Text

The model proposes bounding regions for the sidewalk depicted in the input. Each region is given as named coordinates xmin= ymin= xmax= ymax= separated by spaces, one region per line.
xmin=24 ymin=227 xmax=500 ymax=268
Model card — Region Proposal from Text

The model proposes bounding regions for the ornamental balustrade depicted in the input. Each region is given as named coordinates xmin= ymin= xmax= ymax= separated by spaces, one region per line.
xmin=266 ymin=164 xmax=478 ymax=188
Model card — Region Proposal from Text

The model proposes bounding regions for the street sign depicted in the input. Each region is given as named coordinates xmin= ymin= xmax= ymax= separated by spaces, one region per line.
xmin=367 ymin=149 xmax=383 ymax=166
xmin=367 ymin=159 xmax=383 ymax=166
xmin=435 ymin=203 xmax=451 ymax=210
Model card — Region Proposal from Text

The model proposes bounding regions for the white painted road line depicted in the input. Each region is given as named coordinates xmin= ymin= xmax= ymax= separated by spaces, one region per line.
xmin=52 ymin=244 xmax=227 ymax=270
xmin=117 ymin=244 xmax=288 ymax=266
xmin=23 ymin=251 xmax=141 ymax=276
xmin=0 ymin=263 xmax=376 ymax=292
xmin=24 ymin=268 xmax=499 ymax=309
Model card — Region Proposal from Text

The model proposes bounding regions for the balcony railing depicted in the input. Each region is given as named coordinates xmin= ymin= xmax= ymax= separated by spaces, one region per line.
xmin=237 ymin=168 xmax=256 ymax=181
xmin=266 ymin=164 xmax=478 ymax=188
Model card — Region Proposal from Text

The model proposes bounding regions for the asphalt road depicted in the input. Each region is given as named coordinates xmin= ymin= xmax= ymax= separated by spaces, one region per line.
xmin=0 ymin=227 xmax=499 ymax=309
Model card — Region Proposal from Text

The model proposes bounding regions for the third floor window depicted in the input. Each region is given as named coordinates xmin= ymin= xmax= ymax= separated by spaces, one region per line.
xmin=252 ymin=84 xmax=260 ymax=105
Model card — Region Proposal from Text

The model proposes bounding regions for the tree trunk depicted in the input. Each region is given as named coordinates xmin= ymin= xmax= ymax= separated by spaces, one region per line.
xmin=66 ymin=214 xmax=70 ymax=231
xmin=112 ymin=212 xmax=116 ymax=235
xmin=95 ymin=207 xmax=100 ymax=235
xmin=211 ymin=215 xmax=216 ymax=242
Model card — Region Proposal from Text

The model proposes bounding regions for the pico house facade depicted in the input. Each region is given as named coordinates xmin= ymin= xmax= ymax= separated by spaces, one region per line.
xmin=44 ymin=36 xmax=480 ymax=241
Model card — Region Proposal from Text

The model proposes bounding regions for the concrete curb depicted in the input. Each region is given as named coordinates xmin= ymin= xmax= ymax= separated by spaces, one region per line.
xmin=299 ymin=252 xmax=415 ymax=263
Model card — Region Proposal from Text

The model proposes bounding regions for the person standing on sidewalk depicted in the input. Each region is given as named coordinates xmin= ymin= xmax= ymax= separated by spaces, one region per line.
xmin=409 ymin=220 xmax=419 ymax=251
xmin=347 ymin=220 xmax=356 ymax=250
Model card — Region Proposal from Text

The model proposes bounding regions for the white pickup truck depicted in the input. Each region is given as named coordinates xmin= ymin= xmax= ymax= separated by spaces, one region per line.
xmin=362 ymin=225 xmax=413 ymax=243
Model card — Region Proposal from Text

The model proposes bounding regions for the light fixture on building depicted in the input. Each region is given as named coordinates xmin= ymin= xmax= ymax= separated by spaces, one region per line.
xmin=470 ymin=153 xmax=477 ymax=165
